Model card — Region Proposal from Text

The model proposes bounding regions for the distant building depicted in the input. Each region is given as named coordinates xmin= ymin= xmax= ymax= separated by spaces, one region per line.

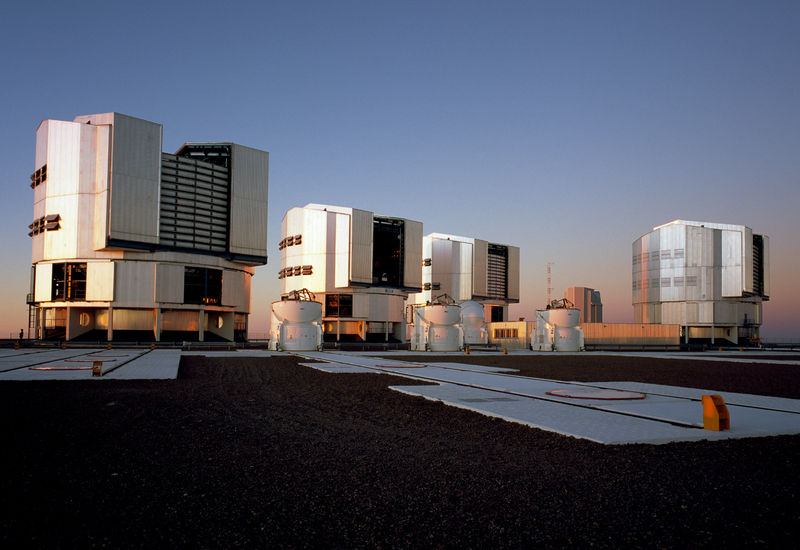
xmin=278 ymin=204 xmax=422 ymax=342
xmin=632 ymin=220 xmax=769 ymax=344
xmin=407 ymin=233 xmax=520 ymax=323
xmin=565 ymin=286 xmax=603 ymax=323
xmin=28 ymin=112 xmax=269 ymax=341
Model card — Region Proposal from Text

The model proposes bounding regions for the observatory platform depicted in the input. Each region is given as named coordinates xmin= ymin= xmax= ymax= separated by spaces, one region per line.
xmin=295 ymin=351 xmax=800 ymax=445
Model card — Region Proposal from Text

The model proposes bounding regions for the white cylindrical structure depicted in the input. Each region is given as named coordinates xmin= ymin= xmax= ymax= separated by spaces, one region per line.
xmin=269 ymin=300 xmax=323 ymax=351
xmin=460 ymin=300 xmax=487 ymax=345
xmin=411 ymin=304 xmax=463 ymax=352
xmin=531 ymin=307 xmax=584 ymax=352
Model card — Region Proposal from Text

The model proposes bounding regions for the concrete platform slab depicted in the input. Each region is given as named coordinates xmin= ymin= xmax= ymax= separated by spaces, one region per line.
xmin=296 ymin=352 xmax=800 ymax=444
xmin=300 ymin=362 xmax=377 ymax=374
xmin=0 ymin=349 xmax=180 ymax=380
xmin=103 ymin=350 xmax=181 ymax=379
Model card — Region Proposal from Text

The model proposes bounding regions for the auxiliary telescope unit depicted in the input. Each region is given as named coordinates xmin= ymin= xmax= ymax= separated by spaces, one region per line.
xmin=531 ymin=298 xmax=585 ymax=352
xmin=269 ymin=289 xmax=324 ymax=351
xmin=409 ymin=294 xmax=464 ymax=352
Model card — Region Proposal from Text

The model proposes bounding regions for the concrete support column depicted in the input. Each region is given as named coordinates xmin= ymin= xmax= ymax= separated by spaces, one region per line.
xmin=155 ymin=308 xmax=162 ymax=342
xmin=198 ymin=309 xmax=205 ymax=342
xmin=107 ymin=306 xmax=114 ymax=342
xmin=65 ymin=307 xmax=75 ymax=341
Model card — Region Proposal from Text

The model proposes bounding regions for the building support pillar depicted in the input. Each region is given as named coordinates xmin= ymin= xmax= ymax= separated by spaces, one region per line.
xmin=198 ymin=309 xmax=205 ymax=342
xmin=107 ymin=306 xmax=114 ymax=342
xmin=65 ymin=306 xmax=73 ymax=341
xmin=155 ymin=308 xmax=162 ymax=342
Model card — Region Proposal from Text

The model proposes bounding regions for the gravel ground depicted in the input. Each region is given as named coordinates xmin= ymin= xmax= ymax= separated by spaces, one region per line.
xmin=1 ymin=353 xmax=799 ymax=549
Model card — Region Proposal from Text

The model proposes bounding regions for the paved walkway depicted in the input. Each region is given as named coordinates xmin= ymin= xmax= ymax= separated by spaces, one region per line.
xmin=295 ymin=351 xmax=800 ymax=444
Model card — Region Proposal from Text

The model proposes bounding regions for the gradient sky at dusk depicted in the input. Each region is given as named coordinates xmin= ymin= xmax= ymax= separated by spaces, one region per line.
xmin=1 ymin=1 xmax=798 ymax=338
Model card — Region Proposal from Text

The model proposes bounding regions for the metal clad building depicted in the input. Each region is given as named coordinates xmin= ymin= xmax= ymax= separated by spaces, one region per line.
xmin=408 ymin=233 xmax=520 ymax=323
xmin=279 ymin=204 xmax=422 ymax=343
xmin=28 ymin=113 xmax=269 ymax=342
xmin=632 ymin=220 xmax=769 ymax=344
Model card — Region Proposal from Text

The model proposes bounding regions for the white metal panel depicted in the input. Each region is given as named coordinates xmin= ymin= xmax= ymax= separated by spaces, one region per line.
xmin=698 ymin=302 xmax=714 ymax=323
xmin=334 ymin=212 xmax=350 ymax=289
xmin=431 ymin=237 xmax=454 ymax=300
xmin=86 ymin=261 xmax=114 ymax=301
xmin=368 ymin=294 xmax=389 ymax=320
xmin=35 ymin=263 xmax=53 ymax=302
xmin=42 ymin=120 xmax=82 ymax=261
xmin=472 ymin=239 xmax=488 ymax=298
xmin=743 ymin=227 xmax=754 ymax=294
xmin=106 ymin=114 xmax=162 ymax=245
xmin=349 ymin=208 xmax=372 ymax=284
xmin=352 ymin=292 xmax=369 ymax=318
xmin=457 ymin=241 xmax=473 ymax=301
xmin=93 ymin=125 xmax=112 ymax=250
xmin=155 ymin=263 xmax=184 ymax=303
xmin=229 ymin=143 xmax=269 ymax=259
xmin=507 ymin=245 xmax=520 ymax=302
xmin=721 ymin=229 xmax=743 ymax=297
xmin=222 ymin=269 xmax=247 ymax=309
xmin=403 ymin=219 xmax=423 ymax=289
xmin=113 ymin=261 xmax=156 ymax=307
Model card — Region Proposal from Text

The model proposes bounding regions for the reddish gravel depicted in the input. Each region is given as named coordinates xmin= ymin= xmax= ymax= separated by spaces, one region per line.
xmin=1 ymin=354 xmax=799 ymax=549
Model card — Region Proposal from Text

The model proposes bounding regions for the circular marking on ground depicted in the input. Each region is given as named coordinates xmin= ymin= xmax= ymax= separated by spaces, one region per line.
xmin=546 ymin=388 xmax=647 ymax=400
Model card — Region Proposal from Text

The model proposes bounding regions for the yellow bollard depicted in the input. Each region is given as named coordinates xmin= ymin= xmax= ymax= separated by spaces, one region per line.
xmin=718 ymin=346 xmax=723 ymax=352
xmin=150 ymin=342 xmax=156 ymax=350
xmin=465 ymin=347 xmax=470 ymax=355
xmin=14 ymin=341 xmax=19 ymax=350
xmin=92 ymin=361 xmax=103 ymax=377
xmin=702 ymin=394 xmax=730 ymax=431
xmin=503 ymin=347 xmax=508 ymax=355
xmin=61 ymin=341 xmax=67 ymax=350
xmin=739 ymin=347 xmax=743 ymax=352
xmin=107 ymin=342 xmax=112 ymax=350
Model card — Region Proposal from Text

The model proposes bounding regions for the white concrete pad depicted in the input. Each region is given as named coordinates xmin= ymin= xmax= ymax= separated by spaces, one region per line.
xmin=300 ymin=362 xmax=377 ymax=374
xmin=103 ymin=350 xmax=181 ymax=379
xmin=422 ymin=362 xmax=519 ymax=373
xmin=296 ymin=352 xmax=800 ymax=444
xmin=391 ymin=384 xmax=699 ymax=444
xmin=181 ymin=350 xmax=277 ymax=357
xmin=592 ymin=381 xmax=800 ymax=413
xmin=0 ymin=349 xmax=180 ymax=380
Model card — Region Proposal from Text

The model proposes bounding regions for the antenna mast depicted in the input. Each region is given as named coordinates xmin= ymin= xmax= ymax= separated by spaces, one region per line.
xmin=546 ymin=262 xmax=552 ymax=307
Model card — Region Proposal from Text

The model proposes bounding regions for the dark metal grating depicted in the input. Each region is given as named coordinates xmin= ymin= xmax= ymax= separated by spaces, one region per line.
xmin=487 ymin=244 xmax=508 ymax=299
xmin=159 ymin=153 xmax=230 ymax=253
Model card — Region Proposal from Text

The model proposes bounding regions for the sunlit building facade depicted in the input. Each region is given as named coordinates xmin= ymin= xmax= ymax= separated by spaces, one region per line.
xmin=406 ymin=233 xmax=520 ymax=322
xmin=565 ymin=286 xmax=603 ymax=324
xmin=278 ymin=204 xmax=422 ymax=342
xmin=632 ymin=220 xmax=769 ymax=344
xmin=28 ymin=112 xmax=269 ymax=341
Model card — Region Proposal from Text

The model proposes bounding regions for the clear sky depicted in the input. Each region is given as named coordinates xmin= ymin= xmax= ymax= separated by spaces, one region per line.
xmin=1 ymin=0 xmax=798 ymax=339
